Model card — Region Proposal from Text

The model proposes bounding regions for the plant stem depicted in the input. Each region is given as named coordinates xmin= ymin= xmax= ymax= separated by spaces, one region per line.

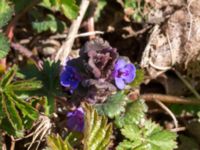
xmin=55 ymin=0 xmax=90 ymax=65
xmin=139 ymin=93 xmax=200 ymax=105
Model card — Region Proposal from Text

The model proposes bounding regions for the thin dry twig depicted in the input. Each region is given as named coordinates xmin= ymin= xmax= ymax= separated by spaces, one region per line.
xmin=155 ymin=100 xmax=178 ymax=128
xmin=170 ymin=126 xmax=186 ymax=132
xmin=55 ymin=0 xmax=90 ymax=65
xmin=140 ymin=93 xmax=200 ymax=105
xmin=10 ymin=136 xmax=15 ymax=150
xmin=11 ymin=42 xmax=43 ymax=70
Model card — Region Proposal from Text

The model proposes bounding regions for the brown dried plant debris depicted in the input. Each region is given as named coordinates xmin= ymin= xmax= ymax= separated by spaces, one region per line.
xmin=141 ymin=0 xmax=200 ymax=81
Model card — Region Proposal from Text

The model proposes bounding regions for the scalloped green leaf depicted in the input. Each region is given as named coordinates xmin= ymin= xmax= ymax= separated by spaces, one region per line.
xmin=47 ymin=134 xmax=73 ymax=150
xmin=96 ymin=91 xmax=129 ymax=118
xmin=0 ymin=0 xmax=13 ymax=28
xmin=117 ymin=120 xmax=177 ymax=150
xmin=115 ymin=99 xmax=147 ymax=128
xmin=0 ymin=33 xmax=10 ymax=59
xmin=83 ymin=103 xmax=113 ymax=150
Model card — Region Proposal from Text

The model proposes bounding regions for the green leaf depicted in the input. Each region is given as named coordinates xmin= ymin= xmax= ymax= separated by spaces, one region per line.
xmin=96 ymin=91 xmax=129 ymax=118
xmin=2 ymin=93 xmax=23 ymax=131
xmin=83 ymin=103 xmax=113 ymax=150
xmin=59 ymin=0 xmax=79 ymax=20
xmin=0 ymin=94 xmax=5 ymax=124
xmin=7 ymin=79 xmax=42 ymax=92
xmin=47 ymin=134 xmax=73 ymax=150
xmin=115 ymin=99 xmax=147 ymax=128
xmin=20 ymin=59 xmax=62 ymax=115
xmin=0 ymin=118 xmax=24 ymax=137
xmin=0 ymin=33 xmax=10 ymax=59
xmin=117 ymin=120 xmax=177 ymax=150
xmin=130 ymin=69 xmax=144 ymax=87
xmin=32 ymin=14 xmax=65 ymax=33
xmin=10 ymin=93 xmax=39 ymax=121
xmin=11 ymin=0 xmax=31 ymax=13
xmin=0 ymin=0 xmax=13 ymax=28
xmin=0 ymin=65 xmax=17 ymax=88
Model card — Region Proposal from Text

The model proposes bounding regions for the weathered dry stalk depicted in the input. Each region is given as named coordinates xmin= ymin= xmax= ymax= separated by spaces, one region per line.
xmin=140 ymin=93 xmax=200 ymax=105
xmin=55 ymin=0 xmax=90 ymax=65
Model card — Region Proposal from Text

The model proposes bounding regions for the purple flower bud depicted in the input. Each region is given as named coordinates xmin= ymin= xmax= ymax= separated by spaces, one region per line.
xmin=67 ymin=107 xmax=84 ymax=132
xmin=60 ymin=66 xmax=81 ymax=93
xmin=113 ymin=58 xmax=136 ymax=89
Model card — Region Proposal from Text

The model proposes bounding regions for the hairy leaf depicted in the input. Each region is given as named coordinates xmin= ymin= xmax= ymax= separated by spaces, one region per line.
xmin=96 ymin=91 xmax=129 ymax=118
xmin=117 ymin=120 xmax=177 ymax=150
xmin=47 ymin=134 xmax=73 ymax=150
xmin=83 ymin=103 xmax=112 ymax=150
xmin=115 ymin=99 xmax=147 ymax=128
xmin=0 ymin=0 xmax=13 ymax=28
xmin=0 ymin=33 xmax=10 ymax=59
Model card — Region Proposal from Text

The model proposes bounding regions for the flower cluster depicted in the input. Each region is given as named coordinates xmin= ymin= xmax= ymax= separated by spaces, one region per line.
xmin=60 ymin=38 xmax=136 ymax=132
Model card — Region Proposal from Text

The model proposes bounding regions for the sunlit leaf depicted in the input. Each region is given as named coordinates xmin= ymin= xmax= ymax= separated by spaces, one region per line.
xmin=96 ymin=91 xmax=129 ymax=118
xmin=0 ymin=0 xmax=13 ymax=28
xmin=47 ymin=134 xmax=73 ymax=150
xmin=130 ymin=69 xmax=144 ymax=87
xmin=59 ymin=0 xmax=79 ymax=20
xmin=115 ymin=99 xmax=147 ymax=128
xmin=117 ymin=120 xmax=177 ymax=150
xmin=83 ymin=103 xmax=113 ymax=150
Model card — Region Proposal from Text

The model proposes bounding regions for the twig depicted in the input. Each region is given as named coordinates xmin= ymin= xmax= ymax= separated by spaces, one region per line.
xmin=155 ymin=100 xmax=178 ymax=128
xmin=55 ymin=0 xmax=90 ymax=65
xmin=11 ymin=42 xmax=43 ymax=70
xmin=166 ymin=33 xmax=175 ymax=65
xmin=174 ymin=69 xmax=200 ymax=99
xmin=87 ymin=0 xmax=97 ymax=40
xmin=10 ymin=136 xmax=15 ymax=150
xmin=170 ymin=126 xmax=186 ymax=132
xmin=75 ymin=31 xmax=104 ymax=38
xmin=140 ymin=93 xmax=200 ymax=105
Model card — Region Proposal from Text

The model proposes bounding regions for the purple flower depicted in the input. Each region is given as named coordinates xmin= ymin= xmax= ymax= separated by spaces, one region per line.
xmin=113 ymin=59 xmax=136 ymax=89
xmin=67 ymin=107 xmax=84 ymax=132
xmin=60 ymin=66 xmax=81 ymax=92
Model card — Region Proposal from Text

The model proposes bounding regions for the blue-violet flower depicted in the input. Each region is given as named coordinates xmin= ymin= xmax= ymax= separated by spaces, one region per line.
xmin=113 ymin=58 xmax=136 ymax=89
xmin=60 ymin=66 xmax=81 ymax=93
xmin=67 ymin=107 xmax=84 ymax=132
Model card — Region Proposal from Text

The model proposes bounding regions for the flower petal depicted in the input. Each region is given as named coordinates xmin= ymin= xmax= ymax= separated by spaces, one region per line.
xmin=115 ymin=58 xmax=126 ymax=70
xmin=115 ymin=77 xmax=126 ymax=89
xmin=122 ymin=64 xmax=136 ymax=83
